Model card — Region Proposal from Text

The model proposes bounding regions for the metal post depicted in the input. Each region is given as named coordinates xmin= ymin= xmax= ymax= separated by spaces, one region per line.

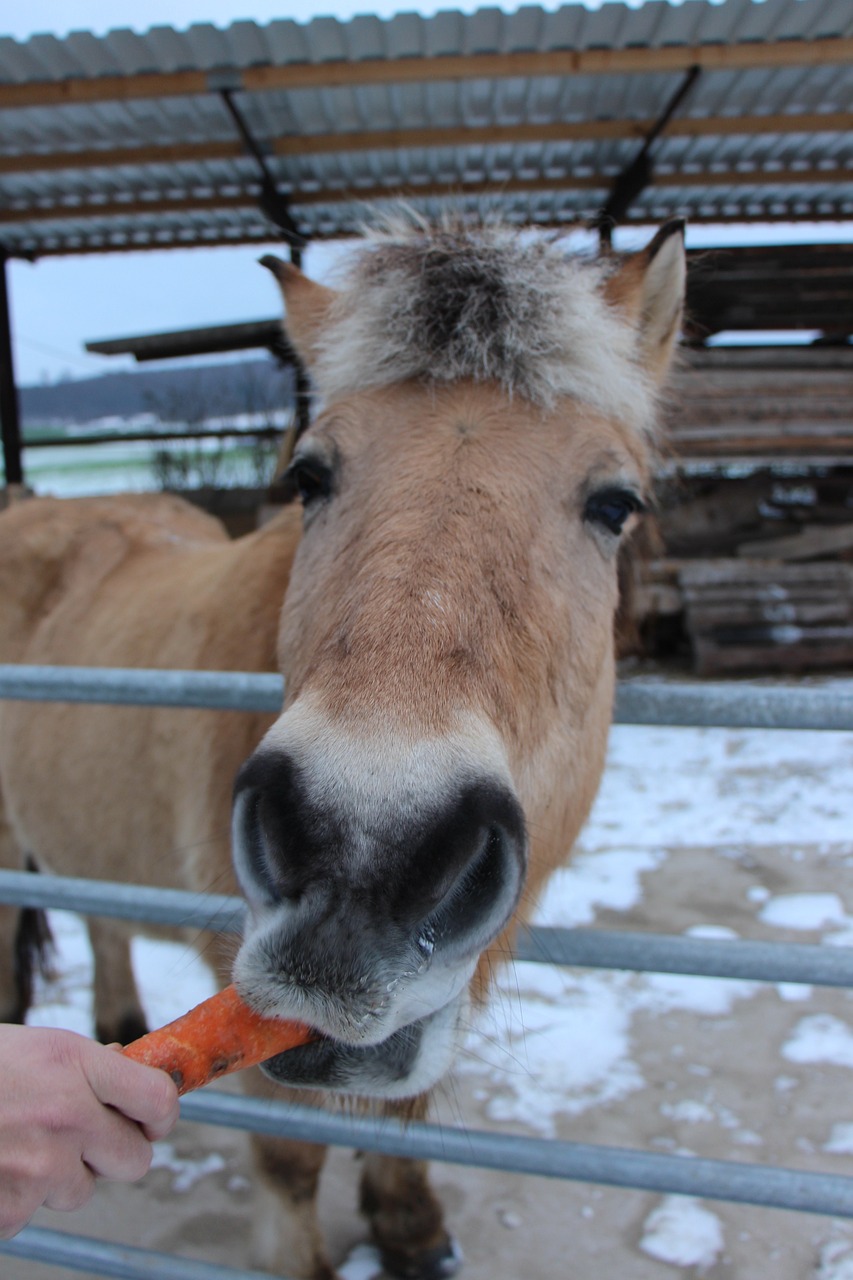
xmin=287 ymin=240 xmax=313 ymax=442
xmin=0 ymin=248 xmax=24 ymax=487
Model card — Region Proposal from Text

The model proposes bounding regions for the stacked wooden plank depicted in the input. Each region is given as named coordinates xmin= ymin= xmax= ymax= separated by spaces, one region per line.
xmin=666 ymin=346 xmax=853 ymax=462
xmin=677 ymin=560 xmax=853 ymax=676
xmin=631 ymin=345 xmax=853 ymax=675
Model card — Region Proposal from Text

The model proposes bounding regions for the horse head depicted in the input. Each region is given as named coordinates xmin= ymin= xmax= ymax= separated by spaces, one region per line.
xmin=231 ymin=218 xmax=685 ymax=1098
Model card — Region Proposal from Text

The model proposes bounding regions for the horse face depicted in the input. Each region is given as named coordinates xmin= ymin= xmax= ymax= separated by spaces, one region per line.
xmin=231 ymin=222 xmax=685 ymax=1098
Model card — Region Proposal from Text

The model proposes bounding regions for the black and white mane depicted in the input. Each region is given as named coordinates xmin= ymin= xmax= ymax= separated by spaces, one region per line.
xmin=308 ymin=216 xmax=659 ymax=435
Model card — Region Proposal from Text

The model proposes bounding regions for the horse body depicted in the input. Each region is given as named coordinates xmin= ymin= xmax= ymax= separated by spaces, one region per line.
xmin=0 ymin=494 xmax=298 ymax=1034
xmin=0 ymin=217 xmax=685 ymax=1278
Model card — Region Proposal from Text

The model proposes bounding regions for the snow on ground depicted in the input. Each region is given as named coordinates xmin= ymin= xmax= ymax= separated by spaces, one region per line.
xmin=639 ymin=1196 xmax=725 ymax=1270
xmin=818 ymin=1240 xmax=853 ymax=1280
xmin=457 ymin=711 xmax=853 ymax=1137
xmin=22 ymin=703 xmax=853 ymax=1270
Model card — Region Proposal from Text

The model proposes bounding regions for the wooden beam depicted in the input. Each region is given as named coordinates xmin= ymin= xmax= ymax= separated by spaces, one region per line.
xmin=4 ymin=111 xmax=852 ymax=178
xmin=3 ymin=163 xmax=849 ymax=228
xmin=11 ymin=202 xmax=853 ymax=259
xmin=2 ymin=37 xmax=851 ymax=110
xmin=0 ymin=140 xmax=246 ymax=175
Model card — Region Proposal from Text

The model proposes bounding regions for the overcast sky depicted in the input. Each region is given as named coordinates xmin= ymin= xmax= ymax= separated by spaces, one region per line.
xmin=3 ymin=1 xmax=850 ymax=387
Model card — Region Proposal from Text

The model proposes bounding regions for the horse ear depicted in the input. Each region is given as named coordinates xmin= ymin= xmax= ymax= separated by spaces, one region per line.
xmin=260 ymin=256 xmax=340 ymax=370
xmin=603 ymin=220 xmax=686 ymax=385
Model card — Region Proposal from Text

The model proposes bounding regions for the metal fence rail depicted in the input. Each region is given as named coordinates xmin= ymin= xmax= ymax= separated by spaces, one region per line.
xmin=1 ymin=662 xmax=853 ymax=1278
xmin=3 ymin=1226 xmax=279 ymax=1280
xmin=2 ymin=868 xmax=853 ymax=989
xmin=2 ymin=663 xmax=853 ymax=729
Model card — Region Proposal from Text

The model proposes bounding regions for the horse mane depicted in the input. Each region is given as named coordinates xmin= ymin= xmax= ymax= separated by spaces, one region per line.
xmin=309 ymin=213 xmax=660 ymax=437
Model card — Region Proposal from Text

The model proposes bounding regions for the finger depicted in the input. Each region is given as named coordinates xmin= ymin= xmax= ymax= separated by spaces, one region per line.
xmin=43 ymin=1160 xmax=96 ymax=1213
xmin=83 ymin=1043 xmax=180 ymax=1135
xmin=0 ymin=1176 xmax=40 ymax=1240
xmin=81 ymin=1107 xmax=154 ymax=1183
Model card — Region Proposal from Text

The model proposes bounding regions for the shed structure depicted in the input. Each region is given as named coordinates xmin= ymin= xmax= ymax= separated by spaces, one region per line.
xmin=0 ymin=0 xmax=851 ymax=487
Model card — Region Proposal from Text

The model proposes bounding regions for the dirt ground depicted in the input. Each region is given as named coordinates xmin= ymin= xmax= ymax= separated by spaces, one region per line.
xmin=6 ymin=717 xmax=853 ymax=1280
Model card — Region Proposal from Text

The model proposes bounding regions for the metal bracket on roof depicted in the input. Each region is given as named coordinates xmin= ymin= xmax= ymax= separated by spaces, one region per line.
xmin=218 ymin=88 xmax=307 ymax=252
xmin=0 ymin=246 xmax=24 ymax=488
xmin=206 ymin=69 xmax=244 ymax=95
xmin=593 ymin=64 xmax=701 ymax=246
xmin=217 ymin=90 xmax=312 ymax=454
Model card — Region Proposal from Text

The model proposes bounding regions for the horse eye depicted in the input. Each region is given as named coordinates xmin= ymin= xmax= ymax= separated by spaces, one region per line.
xmin=584 ymin=488 xmax=645 ymax=536
xmin=284 ymin=459 xmax=332 ymax=507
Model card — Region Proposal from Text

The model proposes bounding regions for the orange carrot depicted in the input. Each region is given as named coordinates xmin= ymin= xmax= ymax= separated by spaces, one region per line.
xmin=122 ymin=984 xmax=315 ymax=1095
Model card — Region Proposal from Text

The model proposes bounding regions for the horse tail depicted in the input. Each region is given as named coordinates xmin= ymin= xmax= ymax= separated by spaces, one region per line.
xmin=12 ymin=858 xmax=55 ymax=1022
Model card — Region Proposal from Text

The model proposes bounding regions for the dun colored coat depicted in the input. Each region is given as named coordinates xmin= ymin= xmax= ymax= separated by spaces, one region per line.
xmin=0 ymin=216 xmax=685 ymax=1279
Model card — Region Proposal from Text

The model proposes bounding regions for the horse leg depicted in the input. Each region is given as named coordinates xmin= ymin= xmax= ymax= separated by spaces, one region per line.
xmin=0 ymin=798 xmax=49 ymax=1025
xmin=86 ymin=918 xmax=148 ymax=1045
xmin=0 ymin=817 xmax=21 ymax=1021
xmin=241 ymin=1073 xmax=335 ymax=1280
xmin=0 ymin=895 xmax=22 ymax=1022
xmin=359 ymin=1097 xmax=460 ymax=1280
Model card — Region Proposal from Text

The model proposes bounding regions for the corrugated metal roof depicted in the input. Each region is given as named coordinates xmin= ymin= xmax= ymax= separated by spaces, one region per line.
xmin=0 ymin=0 xmax=850 ymax=256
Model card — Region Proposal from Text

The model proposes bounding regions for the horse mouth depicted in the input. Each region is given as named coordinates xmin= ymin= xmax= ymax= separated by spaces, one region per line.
xmin=258 ymin=997 xmax=464 ymax=1099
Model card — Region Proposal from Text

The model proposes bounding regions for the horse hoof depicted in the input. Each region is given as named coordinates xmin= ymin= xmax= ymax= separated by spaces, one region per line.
xmin=380 ymin=1235 xmax=463 ymax=1280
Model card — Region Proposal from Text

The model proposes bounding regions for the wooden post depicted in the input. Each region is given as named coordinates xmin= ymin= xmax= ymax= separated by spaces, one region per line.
xmin=0 ymin=249 xmax=24 ymax=487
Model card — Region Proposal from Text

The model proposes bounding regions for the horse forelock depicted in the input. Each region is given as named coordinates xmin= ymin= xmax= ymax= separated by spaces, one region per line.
xmin=310 ymin=216 xmax=659 ymax=437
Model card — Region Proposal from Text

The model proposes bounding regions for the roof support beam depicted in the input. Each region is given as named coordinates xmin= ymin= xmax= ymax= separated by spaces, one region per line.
xmin=593 ymin=65 xmax=701 ymax=244
xmin=218 ymin=89 xmax=306 ymax=250
xmin=2 ymin=163 xmax=848 ymax=230
xmin=14 ymin=205 xmax=853 ymax=258
xmin=2 ymin=111 xmax=850 ymax=177
xmin=1 ymin=36 xmax=851 ymax=110
xmin=3 ymin=111 xmax=851 ymax=178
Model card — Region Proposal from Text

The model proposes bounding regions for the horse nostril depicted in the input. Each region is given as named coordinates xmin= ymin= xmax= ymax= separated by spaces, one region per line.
xmin=414 ymin=784 xmax=527 ymax=961
xmin=232 ymin=751 xmax=320 ymax=907
xmin=235 ymin=786 xmax=285 ymax=904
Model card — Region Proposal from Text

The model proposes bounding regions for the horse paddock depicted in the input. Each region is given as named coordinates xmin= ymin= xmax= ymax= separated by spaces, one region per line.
xmin=5 ymin=699 xmax=853 ymax=1280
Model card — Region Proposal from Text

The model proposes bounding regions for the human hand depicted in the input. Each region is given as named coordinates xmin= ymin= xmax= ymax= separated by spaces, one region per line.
xmin=0 ymin=1025 xmax=180 ymax=1238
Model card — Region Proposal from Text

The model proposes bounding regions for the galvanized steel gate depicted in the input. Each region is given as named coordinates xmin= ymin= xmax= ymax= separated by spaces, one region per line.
xmin=1 ymin=664 xmax=853 ymax=1280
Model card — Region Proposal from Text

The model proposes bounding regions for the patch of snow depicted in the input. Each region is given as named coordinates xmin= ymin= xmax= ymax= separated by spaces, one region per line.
xmin=26 ymin=910 xmax=94 ymax=1036
xmin=533 ymin=848 xmax=665 ymax=927
xmin=582 ymin=724 xmax=853 ymax=850
xmin=660 ymin=1099 xmax=716 ymax=1124
xmin=759 ymin=893 xmax=849 ymax=932
xmin=459 ymin=958 xmax=762 ymax=1135
xmin=639 ymin=1196 xmax=724 ymax=1270
xmin=824 ymin=1124 xmax=853 ymax=1156
xmin=459 ymin=968 xmax=644 ymax=1135
xmin=640 ymin=970 xmax=761 ymax=1017
xmin=777 ymin=983 xmax=814 ymax=1002
xmin=817 ymin=1239 xmax=853 ymax=1280
xmin=131 ymin=936 xmax=218 ymax=1032
xmin=150 ymin=1142 xmax=226 ymax=1193
xmin=783 ymin=1015 xmax=853 ymax=1069
xmin=337 ymin=1244 xmax=385 ymax=1280
xmin=775 ymin=1076 xmax=800 ymax=1093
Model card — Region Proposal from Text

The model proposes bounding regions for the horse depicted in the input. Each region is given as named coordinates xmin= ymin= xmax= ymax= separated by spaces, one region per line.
xmin=0 ymin=214 xmax=685 ymax=1279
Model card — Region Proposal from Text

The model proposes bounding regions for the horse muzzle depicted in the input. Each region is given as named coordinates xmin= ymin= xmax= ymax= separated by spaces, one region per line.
xmin=229 ymin=729 xmax=527 ymax=1096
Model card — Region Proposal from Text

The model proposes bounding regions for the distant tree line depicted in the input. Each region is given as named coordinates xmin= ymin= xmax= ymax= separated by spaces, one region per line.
xmin=20 ymin=357 xmax=296 ymax=429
